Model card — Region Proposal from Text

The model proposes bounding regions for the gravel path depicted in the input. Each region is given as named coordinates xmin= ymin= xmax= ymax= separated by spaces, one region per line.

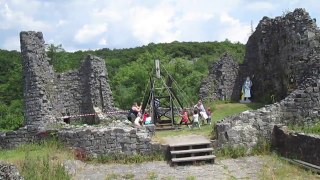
xmin=64 ymin=156 xmax=265 ymax=180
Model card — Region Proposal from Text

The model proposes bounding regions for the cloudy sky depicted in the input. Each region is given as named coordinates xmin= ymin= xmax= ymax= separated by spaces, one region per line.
xmin=0 ymin=0 xmax=319 ymax=51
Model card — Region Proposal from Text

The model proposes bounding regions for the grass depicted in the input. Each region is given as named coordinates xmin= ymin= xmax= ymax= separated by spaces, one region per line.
xmin=288 ymin=121 xmax=320 ymax=135
xmin=259 ymin=154 xmax=320 ymax=179
xmin=0 ymin=139 xmax=73 ymax=180
xmin=215 ymin=137 xmax=271 ymax=159
xmin=153 ymin=102 xmax=264 ymax=142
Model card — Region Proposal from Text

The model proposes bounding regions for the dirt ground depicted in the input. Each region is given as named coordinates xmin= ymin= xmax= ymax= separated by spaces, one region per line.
xmin=64 ymin=156 xmax=265 ymax=180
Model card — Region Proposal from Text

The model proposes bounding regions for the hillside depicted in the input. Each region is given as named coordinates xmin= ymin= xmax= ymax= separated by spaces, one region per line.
xmin=0 ymin=40 xmax=245 ymax=130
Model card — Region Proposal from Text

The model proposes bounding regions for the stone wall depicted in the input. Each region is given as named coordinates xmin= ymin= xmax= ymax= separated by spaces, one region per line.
xmin=0 ymin=124 xmax=160 ymax=156
xmin=215 ymin=8 xmax=320 ymax=148
xmin=216 ymin=71 xmax=320 ymax=148
xmin=57 ymin=126 xmax=158 ymax=156
xmin=238 ymin=8 xmax=320 ymax=102
xmin=0 ymin=162 xmax=23 ymax=180
xmin=0 ymin=125 xmax=42 ymax=149
xmin=272 ymin=125 xmax=320 ymax=166
xmin=200 ymin=53 xmax=239 ymax=101
xmin=20 ymin=31 xmax=115 ymax=125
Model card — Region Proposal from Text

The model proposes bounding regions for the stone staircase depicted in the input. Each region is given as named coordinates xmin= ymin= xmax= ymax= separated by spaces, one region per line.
xmin=165 ymin=135 xmax=216 ymax=165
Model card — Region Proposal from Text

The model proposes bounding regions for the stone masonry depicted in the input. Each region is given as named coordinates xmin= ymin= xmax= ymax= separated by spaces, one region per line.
xmin=0 ymin=162 xmax=23 ymax=180
xmin=272 ymin=125 xmax=320 ymax=166
xmin=0 ymin=123 xmax=160 ymax=156
xmin=200 ymin=53 xmax=239 ymax=101
xmin=20 ymin=31 xmax=114 ymax=125
xmin=57 ymin=126 xmax=161 ymax=156
xmin=215 ymin=9 xmax=320 ymax=148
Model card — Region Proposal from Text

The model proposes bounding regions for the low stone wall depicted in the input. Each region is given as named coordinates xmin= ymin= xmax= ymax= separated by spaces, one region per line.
xmin=0 ymin=125 xmax=43 ymax=149
xmin=0 ymin=124 xmax=160 ymax=156
xmin=56 ymin=125 xmax=159 ymax=156
xmin=215 ymin=78 xmax=320 ymax=148
xmin=272 ymin=125 xmax=320 ymax=166
xmin=215 ymin=103 xmax=282 ymax=147
xmin=0 ymin=162 xmax=23 ymax=180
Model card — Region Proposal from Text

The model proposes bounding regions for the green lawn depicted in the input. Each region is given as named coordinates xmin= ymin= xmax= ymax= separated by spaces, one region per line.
xmin=153 ymin=102 xmax=265 ymax=142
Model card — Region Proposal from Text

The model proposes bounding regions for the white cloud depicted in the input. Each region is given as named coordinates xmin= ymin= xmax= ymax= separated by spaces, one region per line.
xmin=1 ymin=0 xmax=320 ymax=51
xmin=129 ymin=4 xmax=179 ymax=44
xmin=0 ymin=3 xmax=49 ymax=30
xmin=98 ymin=38 xmax=107 ymax=46
xmin=74 ymin=23 xmax=108 ymax=43
xmin=218 ymin=13 xmax=251 ymax=43
xmin=3 ymin=36 xmax=20 ymax=50
xmin=56 ymin=20 xmax=67 ymax=27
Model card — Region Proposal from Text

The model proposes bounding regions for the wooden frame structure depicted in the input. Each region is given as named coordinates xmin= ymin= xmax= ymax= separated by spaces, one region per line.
xmin=141 ymin=60 xmax=184 ymax=129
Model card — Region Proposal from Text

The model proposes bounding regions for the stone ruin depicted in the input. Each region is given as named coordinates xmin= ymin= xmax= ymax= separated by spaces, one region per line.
xmin=201 ymin=9 xmax=319 ymax=103
xmin=0 ymin=31 xmax=160 ymax=156
xmin=212 ymin=8 xmax=320 ymax=150
xmin=20 ymin=31 xmax=115 ymax=125
xmin=200 ymin=53 xmax=239 ymax=101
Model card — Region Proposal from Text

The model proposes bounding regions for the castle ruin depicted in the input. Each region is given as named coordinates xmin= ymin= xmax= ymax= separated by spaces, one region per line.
xmin=213 ymin=8 xmax=320 ymax=148
xmin=20 ymin=31 xmax=115 ymax=125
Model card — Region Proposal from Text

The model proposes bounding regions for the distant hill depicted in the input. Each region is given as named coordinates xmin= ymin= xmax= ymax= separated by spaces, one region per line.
xmin=0 ymin=40 xmax=245 ymax=130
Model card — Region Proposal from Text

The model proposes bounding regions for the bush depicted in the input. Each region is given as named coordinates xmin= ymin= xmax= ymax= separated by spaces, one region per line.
xmin=0 ymin=100 xmax=24 ymax=130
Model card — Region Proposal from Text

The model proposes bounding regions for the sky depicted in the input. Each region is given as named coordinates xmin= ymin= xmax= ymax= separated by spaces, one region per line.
xmin=0 ymin=0 xmax=320 ymax=52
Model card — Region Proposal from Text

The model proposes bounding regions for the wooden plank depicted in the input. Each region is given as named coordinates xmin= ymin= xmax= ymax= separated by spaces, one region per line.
xmin=171 ymin=148 xmax=213 ymax=155
xmin=156 ymin=123 xmax=174 ymax=126
xmin=170 ymin=142 xmax=211 ymax=148
xmin=171 ymin=155 xmax=216 ymax=163
xmin=164 ymin=135 xmax=211 ymax=147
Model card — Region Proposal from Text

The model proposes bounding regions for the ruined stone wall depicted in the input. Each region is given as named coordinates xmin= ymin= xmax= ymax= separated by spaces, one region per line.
xmin=200 ymin=53 xmax=239 ymax=101
xmin=20 ymin=32 xmax=57 ymax=125
xmin=20 ymin=31 xmax=114 ymax=125
xmin=0 ymin=125 xmax=160 ymax=156
xmin=215 ymin=9 xmax=320 ymax=148
xmin=272 ymin=125 xmax=320 ymax=166
xmin=239 ymin=8 xmax=320 ymax=102
xmin=0 ymin=125 xmax=43 ymax=149
xmin=57 ymin=126 xmax=157 ymax=155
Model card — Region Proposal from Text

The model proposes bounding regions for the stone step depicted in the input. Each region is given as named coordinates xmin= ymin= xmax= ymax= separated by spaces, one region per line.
xmin=171 ymin=147 xmax=213 ymax=155
xmin=170 ymin=141 xmax=211 ymax=148
xmin=171 ymin=155 xmax=216 ymax=163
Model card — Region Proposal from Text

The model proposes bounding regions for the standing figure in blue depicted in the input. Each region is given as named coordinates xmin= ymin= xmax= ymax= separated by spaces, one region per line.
xmin=242 ymin=76 xmax=253 ymax=102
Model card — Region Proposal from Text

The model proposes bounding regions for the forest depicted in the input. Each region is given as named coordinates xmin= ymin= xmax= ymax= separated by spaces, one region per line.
xmin=0 ymin=40 xmax=245 ymax=130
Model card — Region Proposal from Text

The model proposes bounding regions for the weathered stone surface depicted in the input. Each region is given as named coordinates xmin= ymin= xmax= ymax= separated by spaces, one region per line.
xmin=57 ymin=126 xmax=159 ymax=156
xmin=272 ymin=125 xmax=320 ymax=166
xmin=0 ymin=162 xmax=24 ymax=180
xmin=215 ymin=8 xmax=320 ymax=149
xmin=20 ymin=31 xmax=118 ymax=125
xmin=200 ymin=53 xmax=239 ymax=101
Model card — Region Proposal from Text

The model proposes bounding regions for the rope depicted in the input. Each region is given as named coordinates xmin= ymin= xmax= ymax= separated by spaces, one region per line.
xmin=162 ymin=65 xmax=194 ymax=107
xmin=59 ymin=110 xmax=128 ymax=119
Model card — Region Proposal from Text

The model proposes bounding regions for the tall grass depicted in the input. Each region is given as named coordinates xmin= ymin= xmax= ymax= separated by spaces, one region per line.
xmin=215 ymin=138 xmax=271 ymax=159
xmin=259 ymin=153 xmax=319 ymax=180
xmin=288 ymin=121 xmax=320 ymax=135
xmin=0 ymin=139 xmax=72 ymax=180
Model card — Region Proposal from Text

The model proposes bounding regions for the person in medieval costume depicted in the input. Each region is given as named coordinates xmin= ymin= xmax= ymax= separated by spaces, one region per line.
xmin=242 ymin=76 xmax=252 ymax=102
